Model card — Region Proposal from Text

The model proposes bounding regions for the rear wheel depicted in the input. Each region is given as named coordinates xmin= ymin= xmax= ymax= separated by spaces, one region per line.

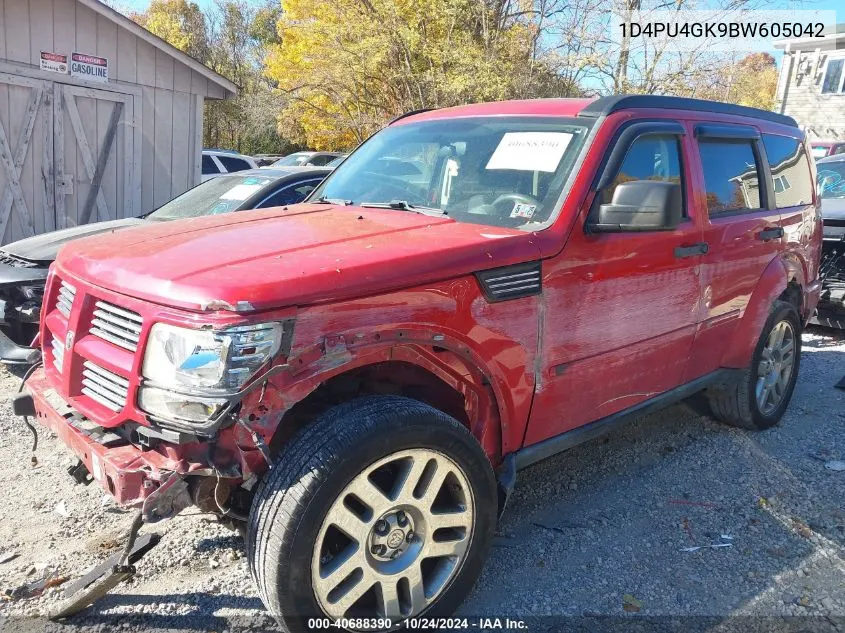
xmin=247 ymin=396 xmax=497 ymax=632
xmin=708 ymin=300 xmax=801 ymax=430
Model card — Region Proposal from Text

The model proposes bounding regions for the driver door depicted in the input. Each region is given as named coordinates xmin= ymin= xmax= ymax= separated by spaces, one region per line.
xmin=524 ymin=120 xmax=705 ymax=446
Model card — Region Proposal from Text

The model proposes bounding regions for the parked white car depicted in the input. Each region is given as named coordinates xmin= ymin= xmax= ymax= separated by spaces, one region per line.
xmin=201 ymin=149 xmax=259 ymax=182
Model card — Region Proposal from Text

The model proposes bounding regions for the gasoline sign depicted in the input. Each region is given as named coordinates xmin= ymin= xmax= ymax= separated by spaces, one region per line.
xmin=70 ymin=52 xmax=108 ymax=83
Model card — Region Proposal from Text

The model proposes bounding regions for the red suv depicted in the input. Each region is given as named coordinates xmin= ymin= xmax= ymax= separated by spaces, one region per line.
xmin=16 ymin=96 xmax=821 ymax=628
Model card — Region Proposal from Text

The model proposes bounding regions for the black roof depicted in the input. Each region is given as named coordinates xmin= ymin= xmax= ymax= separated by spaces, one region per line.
xmin=579 ymin=95 xmax=797 ymax=127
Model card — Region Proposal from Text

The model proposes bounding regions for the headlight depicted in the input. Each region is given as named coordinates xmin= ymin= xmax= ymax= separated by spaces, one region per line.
xmin=140 ymin=321 xmax=288 ymax=426
xmin=142 ymin=322 xmax=285 ymax=394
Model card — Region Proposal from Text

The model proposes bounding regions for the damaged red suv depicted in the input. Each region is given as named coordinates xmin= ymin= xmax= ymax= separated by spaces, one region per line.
xmin=16 ymin=95 xmax=821 ymax=628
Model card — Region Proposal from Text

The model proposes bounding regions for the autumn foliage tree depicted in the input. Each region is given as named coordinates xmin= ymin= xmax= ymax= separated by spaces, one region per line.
xmin=264 ymin=0 xmax=582 ymax=150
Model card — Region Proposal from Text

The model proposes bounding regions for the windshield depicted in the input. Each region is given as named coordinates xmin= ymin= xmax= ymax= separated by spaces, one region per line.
xmin=273 ymin=153 xmax=312 ymax=167
xmin=817 ymin=162 xmax=845 ymax=199
xmin=147 ymin=174 xmax=275 ymax=220
xmin=310 ymin=116 xmax=592 ymax=228
xmin=812 ymin=145 xmax=831 ymax=159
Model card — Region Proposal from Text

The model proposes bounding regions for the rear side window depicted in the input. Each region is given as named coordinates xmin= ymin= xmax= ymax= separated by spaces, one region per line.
xmin=604 ymin=134 xmax=684 ymax=209
xmin=202 ymin=155 xmax=219 ymax=174
xmin=761 ymin=134 xmax=813 ymax=208
xmin=698 ymin=140 xmax=762 ymax=214
xmin=218 ymin=156 xmax=251 ymax=173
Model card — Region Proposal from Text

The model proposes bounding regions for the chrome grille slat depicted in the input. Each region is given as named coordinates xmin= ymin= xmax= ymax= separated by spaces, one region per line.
xmin=81 ymin=361 xmax=128 ymax=412
xmin=56 ymin=281 xmax=76 ymax=318
xmin=89 ymin=301 xmax=142 ymax=352
xmin=50 ymin=336 xmax=64 ymax=373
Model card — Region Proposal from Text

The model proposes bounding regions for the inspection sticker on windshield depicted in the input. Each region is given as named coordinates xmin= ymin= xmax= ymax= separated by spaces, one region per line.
xmin=220 ymin=183 xmax=264 ymax=200
xmin=486 ymin=132 xmax=573 ymax=172
xmin=510 ymin=203 xmax=536 ymax=219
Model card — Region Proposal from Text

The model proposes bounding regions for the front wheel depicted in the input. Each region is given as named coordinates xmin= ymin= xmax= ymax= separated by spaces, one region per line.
xmin=247 ymin=396 xmax=497 ymax=632
xmin=708 ymin=300 xmax=802 ymax=430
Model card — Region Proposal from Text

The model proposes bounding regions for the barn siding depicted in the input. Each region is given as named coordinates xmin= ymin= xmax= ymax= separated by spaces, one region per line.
xmin=0 ymin=0 xmax=233 ymax=240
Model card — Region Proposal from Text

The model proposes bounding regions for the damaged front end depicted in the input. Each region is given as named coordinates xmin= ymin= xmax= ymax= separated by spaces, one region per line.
xmin=0 ymin=251 xmax=47 ymax=363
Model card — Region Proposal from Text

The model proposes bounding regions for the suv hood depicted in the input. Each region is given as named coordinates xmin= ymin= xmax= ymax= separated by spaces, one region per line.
xmin=58 ymin=205 xmax=538 ymax=312
xmin=3 ymin=218 xmax=144 ymax=263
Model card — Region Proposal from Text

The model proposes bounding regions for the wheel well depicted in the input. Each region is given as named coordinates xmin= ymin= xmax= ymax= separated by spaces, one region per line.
xmin=778 ymin=278 xmax=802 ymax=316
xmin=268 ymin=361 xmax=472 ymax=456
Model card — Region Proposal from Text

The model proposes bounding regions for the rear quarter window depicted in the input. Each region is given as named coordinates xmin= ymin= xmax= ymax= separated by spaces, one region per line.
xmin=202 ymin=155 xmax=219 ymax=174
xmin=218 ymin=156 xmax=251 ymax=173
xmin=762 ymin=134 xmax=813 ymax=207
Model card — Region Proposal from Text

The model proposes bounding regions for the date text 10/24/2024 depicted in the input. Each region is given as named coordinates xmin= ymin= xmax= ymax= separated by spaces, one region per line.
xmin=307 ymin=618 xmax=529 ymax=630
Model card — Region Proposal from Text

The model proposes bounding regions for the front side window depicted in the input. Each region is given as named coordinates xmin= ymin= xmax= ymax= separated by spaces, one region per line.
xmin=699 ymin=140 xmax=762 ymax=214
xmin=762 ymin=134 xmax=813 ymax=208
xmin=311 ymin=117 xmax=592 ymax=228
xmin=603 ymin=134 xmax=684 ymax=211
xmin=817 ymin=161 xmax=845 ymax=199
xmin=821 ymin=58 xmax=845 ymax=95
xmin=147 ymin=174 xmax=276 ymax=220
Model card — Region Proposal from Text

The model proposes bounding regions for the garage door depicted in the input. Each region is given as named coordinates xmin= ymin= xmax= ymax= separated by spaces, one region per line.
xmin=0 ymin=72 xmax=52 ymax=243
xmin=54 ymin=83 xmax=137 ymax=229
xmin=0 ymin=73 xmax=138 ymax=244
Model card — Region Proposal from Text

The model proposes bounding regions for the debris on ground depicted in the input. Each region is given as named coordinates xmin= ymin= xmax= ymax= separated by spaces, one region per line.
xmin=824 ymin=460 xmax=845 ymax=472
xmin=53 ymin=501 xmax=70 ymax=518
xmin=622 ymin=593 xmax=643 ymax=613
xmin=0 ymin=551 xmax=18 ymax=564
xmin=680 ymin=543 xmax=732 ymax=552
xmin=4 ymin=574 xmax=68 ymax=601
xmin=792 ymin=519 xmax=814 ymax=539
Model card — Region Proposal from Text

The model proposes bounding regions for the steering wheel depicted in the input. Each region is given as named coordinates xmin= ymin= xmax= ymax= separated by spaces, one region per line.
xmin=491 ymin=193 xmax=541 ymax=219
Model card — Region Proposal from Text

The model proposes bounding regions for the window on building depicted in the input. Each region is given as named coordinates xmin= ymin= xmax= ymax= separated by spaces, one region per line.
xmin=821 ymin=58 xmax=845 ymax=94
xmin=762 ymin=134 xmax=813 ymax=208
xmin=698 ymin=140 xmax=763 ymax=214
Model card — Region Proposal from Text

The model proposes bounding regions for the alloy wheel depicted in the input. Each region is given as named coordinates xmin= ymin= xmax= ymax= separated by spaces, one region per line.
xmin=311 ymin=448 xmax=474 ymax=622
xmin=755 ymin=320 xmax=796 ymax=415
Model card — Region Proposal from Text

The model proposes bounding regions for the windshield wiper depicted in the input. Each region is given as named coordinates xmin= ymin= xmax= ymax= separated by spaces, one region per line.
xmin=359 ymin=200 xmax=447 ymax=216
xmin=312 ymin=196 xmax=353 ymax=205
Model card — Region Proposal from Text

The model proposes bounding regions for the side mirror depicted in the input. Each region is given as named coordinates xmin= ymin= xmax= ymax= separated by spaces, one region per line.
xmin=589 ymin=181 xmax=682 ymax=232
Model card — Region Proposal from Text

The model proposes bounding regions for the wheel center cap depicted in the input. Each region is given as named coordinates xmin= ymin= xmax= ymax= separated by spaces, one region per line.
xmin=386 ymin=529 xmax=405 ymax=549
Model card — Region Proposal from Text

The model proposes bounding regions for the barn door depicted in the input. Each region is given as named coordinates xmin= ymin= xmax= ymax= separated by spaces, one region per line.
xmin=0 ymin=72 xmax=54 ymax=244
xmin=54 ymin=84 xmax=135 ymax=229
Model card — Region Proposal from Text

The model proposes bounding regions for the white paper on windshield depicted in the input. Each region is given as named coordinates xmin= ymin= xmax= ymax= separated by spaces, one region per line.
xmin=220 ymin=183 xmax=264 ymax=201
xmin=486 ymin=132 xmax=574 ymax=173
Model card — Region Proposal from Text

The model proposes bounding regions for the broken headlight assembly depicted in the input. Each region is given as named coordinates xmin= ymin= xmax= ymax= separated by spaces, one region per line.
xmin=139 ymin=321 xmax=291 ymax=428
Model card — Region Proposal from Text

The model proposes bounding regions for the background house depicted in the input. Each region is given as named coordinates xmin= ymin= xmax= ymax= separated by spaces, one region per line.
xmin=0 ymin=0 xmax=236 ymax=244
xmin=774 ymin=26 xmax=845 ymax=145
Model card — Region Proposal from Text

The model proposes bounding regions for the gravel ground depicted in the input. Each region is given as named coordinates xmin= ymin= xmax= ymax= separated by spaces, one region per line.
xmin=0 ymin=328 xmax=843 ymax=632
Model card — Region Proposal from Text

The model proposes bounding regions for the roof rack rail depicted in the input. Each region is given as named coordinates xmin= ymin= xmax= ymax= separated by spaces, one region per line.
xmin=388 ymin=108 xmax=434 ymax=124
xmin=579 ymin=95 xmax=797 ymax=127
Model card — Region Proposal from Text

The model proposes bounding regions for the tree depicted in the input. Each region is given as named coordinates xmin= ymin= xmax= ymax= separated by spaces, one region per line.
xmin=264 ymin=0 xmax=582 ymax=150
xmin=131 ymin=0 xmax=210 ymax=63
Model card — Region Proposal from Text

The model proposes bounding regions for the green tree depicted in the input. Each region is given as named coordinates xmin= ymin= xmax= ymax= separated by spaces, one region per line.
xmin=132 ymin=0 xmax=210 ymax=63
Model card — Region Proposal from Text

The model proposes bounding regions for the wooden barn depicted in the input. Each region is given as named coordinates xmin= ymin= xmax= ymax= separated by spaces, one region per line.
xmin=0 ymin=0 xmax=237 ymax=244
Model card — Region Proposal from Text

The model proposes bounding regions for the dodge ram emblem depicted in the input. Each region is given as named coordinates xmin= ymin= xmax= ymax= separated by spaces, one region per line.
xmin=65 ymin=330 xmax=75 ymax=351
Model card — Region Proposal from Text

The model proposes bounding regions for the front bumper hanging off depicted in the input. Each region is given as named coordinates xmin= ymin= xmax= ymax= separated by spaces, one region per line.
xmin=14 ymin=367 xmax=195 ymax=520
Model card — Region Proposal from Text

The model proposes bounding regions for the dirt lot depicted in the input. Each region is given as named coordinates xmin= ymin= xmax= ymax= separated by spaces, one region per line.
xmin=1 ymin=328 xmax=844 ymax=632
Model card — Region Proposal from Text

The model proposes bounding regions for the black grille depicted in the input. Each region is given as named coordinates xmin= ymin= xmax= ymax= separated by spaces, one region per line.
xmin=0 ymin=251 xmax=38 ymax=268
xmin=476 ymin=261 xmax=542 ymax=302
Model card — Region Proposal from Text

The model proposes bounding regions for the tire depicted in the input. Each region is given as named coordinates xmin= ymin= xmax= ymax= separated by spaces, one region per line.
xmin=707 ymin=300 xmax=801 ymax=430
xmin=247 ymin=395 xmax=497 ymax=632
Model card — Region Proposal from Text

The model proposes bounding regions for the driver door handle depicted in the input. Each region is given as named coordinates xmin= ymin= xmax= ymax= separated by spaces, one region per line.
xmin=674 ymin=242 xmax=709 ymax=258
